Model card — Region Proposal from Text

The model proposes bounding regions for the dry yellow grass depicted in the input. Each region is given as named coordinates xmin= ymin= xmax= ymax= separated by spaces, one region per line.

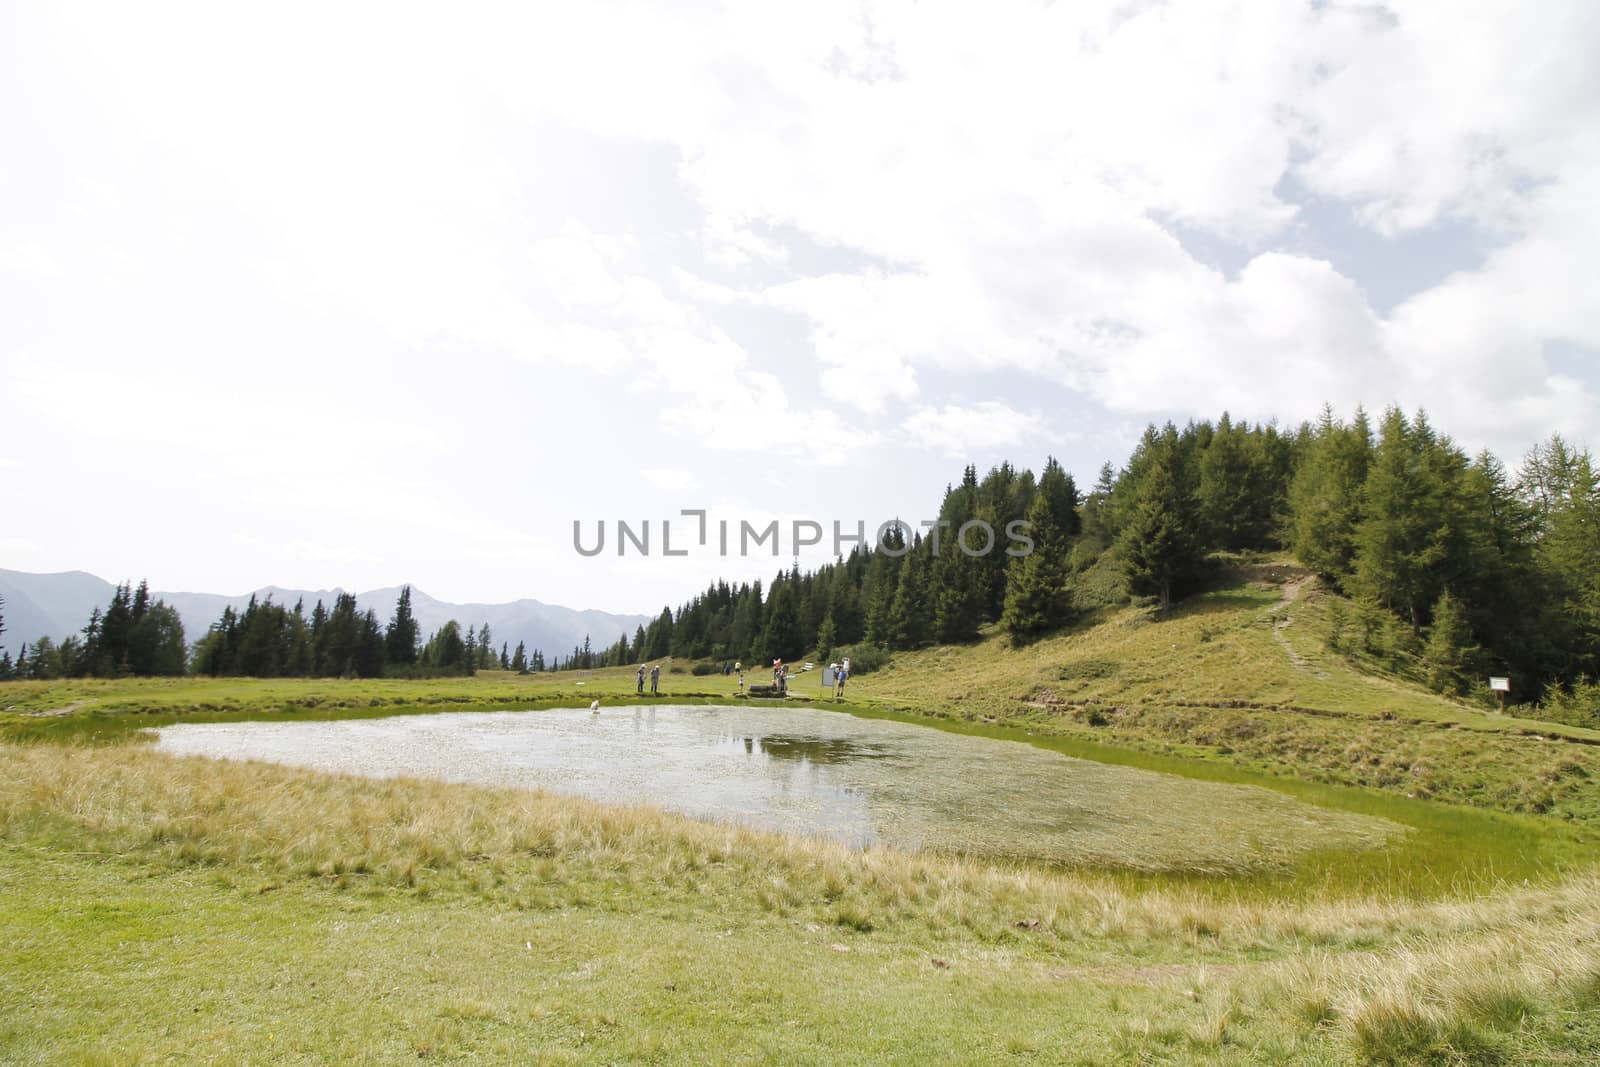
xmin=5 ymin=743 xmax=1599 ymax=1062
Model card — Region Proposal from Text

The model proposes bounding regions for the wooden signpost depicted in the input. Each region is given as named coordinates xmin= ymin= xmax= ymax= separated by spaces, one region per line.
xmin=1489 ymin=676 xmax=1510 ymax=712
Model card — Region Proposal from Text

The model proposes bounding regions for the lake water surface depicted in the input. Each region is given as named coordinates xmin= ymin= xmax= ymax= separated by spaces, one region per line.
xmin=153 ymin=705 xmax=1396 ymax=871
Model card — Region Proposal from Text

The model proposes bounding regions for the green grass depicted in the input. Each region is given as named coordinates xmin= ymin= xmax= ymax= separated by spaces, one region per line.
xmin=6 ymin=558 xmax=1600 ymax=1062
xmin=4 ymin=746 xmax=1600 ymax=1065
xmin=861 ymin=560 xmax=1600 ymax=824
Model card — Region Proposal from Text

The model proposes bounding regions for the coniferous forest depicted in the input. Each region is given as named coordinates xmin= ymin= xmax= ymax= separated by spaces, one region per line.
xmin=3 ymin=406 xmax=1598 ymax=717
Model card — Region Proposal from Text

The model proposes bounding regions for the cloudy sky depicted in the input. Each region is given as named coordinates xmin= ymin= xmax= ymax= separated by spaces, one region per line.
xmin=3 ymin=1 xmax=1597 ymax=614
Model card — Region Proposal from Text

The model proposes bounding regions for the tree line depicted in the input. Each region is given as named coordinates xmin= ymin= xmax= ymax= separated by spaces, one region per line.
xmin=545 ymin=407 xmax=1599 ymax=708
xmin=0 ymin=580 xmax=186 ymax=680
xmin=0 ymin=583 xmax=546 ymax=681
xmin=3 ymin=404 xmax=1597 ymax=709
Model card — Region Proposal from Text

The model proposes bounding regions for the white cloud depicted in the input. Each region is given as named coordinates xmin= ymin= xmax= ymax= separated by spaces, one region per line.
xmin=6 ymin=0 xmax=1600 ymax=607
xmin=902 ymin=401 xmax=1056 ymax=458
xmin=641 ymin=469 xmax=700 ymax=491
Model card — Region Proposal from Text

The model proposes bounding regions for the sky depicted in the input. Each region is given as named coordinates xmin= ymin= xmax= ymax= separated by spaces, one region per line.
xmin=3 ymin=1 xmax=1598 ymax=615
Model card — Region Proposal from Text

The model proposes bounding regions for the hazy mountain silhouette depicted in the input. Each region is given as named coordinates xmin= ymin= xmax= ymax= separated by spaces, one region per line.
xmin=0 ymin=569 xmax=648 ymax=662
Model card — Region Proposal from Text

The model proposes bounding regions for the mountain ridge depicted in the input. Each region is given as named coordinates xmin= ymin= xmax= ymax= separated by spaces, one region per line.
xmin=0 ymin=569 xmax=649 ymax=660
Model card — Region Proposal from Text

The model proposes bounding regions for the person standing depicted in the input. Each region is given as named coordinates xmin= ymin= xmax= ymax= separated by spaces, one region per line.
xmin=636 ymin=664 xmax=646 ymax=694
xmin=735 ymin=661 xmax=745 ymax=690
xmin=649 ymin=663 xmax=661 ymax=695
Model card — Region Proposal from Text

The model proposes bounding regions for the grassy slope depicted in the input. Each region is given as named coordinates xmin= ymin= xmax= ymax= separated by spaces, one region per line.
xmin=865 ymin=559 xmax=1600 ymax=823
xmin=4 ymin=746 xmax=1599 ymax=1065
xmin=5 ymin=559 xmax=1600 ymax=1062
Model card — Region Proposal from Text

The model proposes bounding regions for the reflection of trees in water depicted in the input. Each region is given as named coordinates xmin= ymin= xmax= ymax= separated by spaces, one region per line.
xmin=725 ymin=733 xmax=899 ymax=766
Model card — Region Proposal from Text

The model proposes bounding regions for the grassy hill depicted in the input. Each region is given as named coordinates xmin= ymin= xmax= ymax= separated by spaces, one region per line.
xmin=865 ymin=556 xmax=1600 ymax=824
xmin=5 ymin=559 xmax=1600 ymax=1063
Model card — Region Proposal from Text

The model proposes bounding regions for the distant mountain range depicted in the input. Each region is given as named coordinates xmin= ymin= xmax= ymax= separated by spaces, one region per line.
xmin=0 ymin=569 xmax=650 ymax=660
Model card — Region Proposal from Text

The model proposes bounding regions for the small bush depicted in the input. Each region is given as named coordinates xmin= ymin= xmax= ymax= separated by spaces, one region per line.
xmin=1326 ymin=599 xmax=1348 ymax=651
xmin=1538 ymin=679 xmax=1600 ymax=729
xmin=690 ymin=663 xmax=719 ymax=677
xmin=831 ymin=644 xmax=888 ymax=675
xmin=1068 ymin=548 xmax=1131 ymax=609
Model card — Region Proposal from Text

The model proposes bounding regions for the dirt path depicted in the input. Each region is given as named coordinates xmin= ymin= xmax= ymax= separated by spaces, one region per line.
xmin=1267 ymin=576 xmax=1329 ymax=678
xmin=23 ymin=700 xmax=89 ymax=718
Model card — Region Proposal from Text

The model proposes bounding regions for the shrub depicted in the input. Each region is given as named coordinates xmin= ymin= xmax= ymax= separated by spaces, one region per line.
xmin=1538 ymin=679 xmax=1600 ymax=729
xmin=690 ymin=663 xmax=718 ymax=677
xmin=831 ymin=644 xmax=888 ymax=675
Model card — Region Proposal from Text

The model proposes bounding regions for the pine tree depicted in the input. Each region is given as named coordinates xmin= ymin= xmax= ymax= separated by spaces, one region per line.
xmin=321 ymin=594 xmax=362 ymax=677
xmin=1078 ymin=463 xmax=1119 ymax=554
xmin=815 ymin=611 xmax=837 ymax=661
xmin=133 ymin=602 xmax=187 ymax=676
xmin=1290 ymin=406 xmax=1372 ymax=584
xmin=1354 ymin=409 xmax=1453 ymax=631
xmin=511 ymin=641 xmax=527 ymax=673
xmin=97 ymin=582 xmax=134 ymax=675
xmin=1530 ymin=448 xmax=1600 ymax=683
xmin=887 ymin=537 xmax=932 ymax=649
xmin=386 ymin=586 xmax=420 ymax=665
xmin=1003 ymin=488 xmax=1072 ymax=643
xmin=354 ymin=609 xmax=387 ymax=677
xmin=930 ymin=467 xmax=985 ymax=643
xmin=1117 ymin=425 xmax=1202 ymax=611
xmin=644 ymin=608 xmax=674 ymax=660
xmin=28 ymin=635 xmax=58 ymax=680
xmin=760 ymin=582 xmax=803 ymax=661
xmin=1424 ymin=592 xmax=1479 ymax=695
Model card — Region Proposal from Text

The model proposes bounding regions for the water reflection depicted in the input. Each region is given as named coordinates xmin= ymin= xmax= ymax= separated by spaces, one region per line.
xmin=152 ymin=705 xmax=1396 ymax=870
xmin=716 ymin=733 xmax=900 ymax=766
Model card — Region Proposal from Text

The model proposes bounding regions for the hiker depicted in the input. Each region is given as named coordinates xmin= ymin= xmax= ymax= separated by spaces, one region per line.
xmin=649 ymin=663 xmax=661 ymax=695
xmin=735 ymin=660 xmax=745 ymax=690
xmin=773 ymin=659 xmax=787 ymax=695
xmin=834 ymin=659 xmax=848 ymax=699
xmin=636 ymin=664 xmax=646 ymax=694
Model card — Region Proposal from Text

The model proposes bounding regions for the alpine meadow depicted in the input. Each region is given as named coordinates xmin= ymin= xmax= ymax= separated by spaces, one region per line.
xmin=5 ymin=3 xmax=1600 ymax=1065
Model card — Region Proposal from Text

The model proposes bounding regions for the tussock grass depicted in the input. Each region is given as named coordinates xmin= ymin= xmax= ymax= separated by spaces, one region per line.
xmin=1257 ymin=882 xmax=1600 ymax=1064
xmin=5 ymin=743 xmax=1600 ymax=1062
xmin=0 ymin=743 xmax=1588 ymax=951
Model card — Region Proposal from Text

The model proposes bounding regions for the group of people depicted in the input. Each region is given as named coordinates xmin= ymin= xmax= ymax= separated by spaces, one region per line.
xmin=628 ymin=655 xmax=848 ymax=699
xmin=635 ymin=662 xmax=661 ymax=695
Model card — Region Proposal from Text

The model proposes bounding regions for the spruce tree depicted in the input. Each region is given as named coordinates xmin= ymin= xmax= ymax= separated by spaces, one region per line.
xmin=760 ymin=582 xmax=803 ymax=661
xmin=1117 ymin=425 xmax=1202 ymax=611
xmin=886 ymin=537 xmax=932 ymax=649
xmin=1290 ymin=406 xmax=1372 ymax=583
xmin=1423 ymin=592 xmax=1479 ymax=695
xmin=386 ymin=586 xmax=420 ymax=665
xmin=1078 ymin=463 xmax=1119 ymax=554
xmin=1354 ymin=409 xmax=1451 ymax=631
xmin=1003 ymin=490 xmax=1072 ymax=643
xmin=644 ymin=608 xmax=674 ymax=660
xmin=815 ymin=611 xmax=837 ymax=661
xmin=930 ymin=468 xmax=985 ymax=643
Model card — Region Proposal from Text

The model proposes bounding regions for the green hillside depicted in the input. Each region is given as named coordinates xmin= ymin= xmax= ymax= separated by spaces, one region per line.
xmin=7 ymin=561 xmax=1600 ymax=1063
